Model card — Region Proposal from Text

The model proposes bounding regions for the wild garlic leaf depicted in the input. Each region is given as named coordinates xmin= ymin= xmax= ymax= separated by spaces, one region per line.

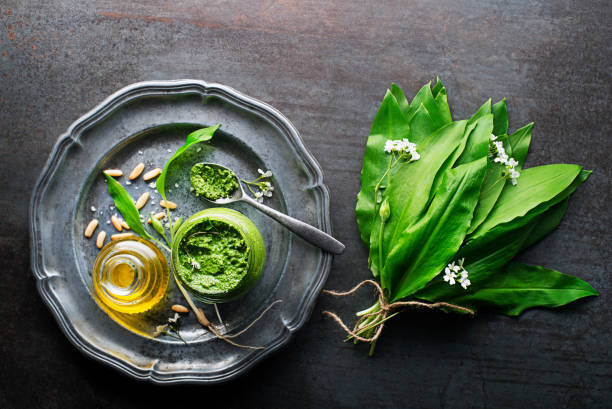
xmin=455 ymin=114 xmax=493 ymax=167
xmin=445 ymin=262 xmax=598 ymax=316
xmin=156 ymin=124 xmax=220 ymax=204
xmin=431 ymin=77 xmax=452 ymax=124
xmin=148 ymin=211 xmax=170 ymax=248
xmin=383 ymin=157 xmax=487 ymax=301
xmin=104 ymin=174 xmax=155 ymax=242
xmin=470 ymin=164 xmax=582 ymax=240
xmin=407 ymin=82 xmax=447 ymax=129
xmin=391 ymin=83 xmax=410 ymax=118
xmin=366 ymin=120 xmax=469 ymax=277
xmin=506 ymin=123 xmax=533 ymax=168
xmin=491 ymin=99 xmax=508 ymax=136
xmin=171 ymin=216 xmax=183 ymax=237
xmin=471 ymin=168 xmax=589 ymax=247
xmin=355 ymin=91 xmax=411 ymax=244
xmin=416 ymin=197 xmax=570 ymax=302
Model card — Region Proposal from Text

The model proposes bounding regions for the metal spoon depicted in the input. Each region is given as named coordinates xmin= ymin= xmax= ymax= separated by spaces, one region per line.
xmin=196 ymin=163 xmax=345 ymax=254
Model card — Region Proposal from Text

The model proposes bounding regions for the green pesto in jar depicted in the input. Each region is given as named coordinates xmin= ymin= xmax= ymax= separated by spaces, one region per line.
xmin=176 ymin=219 xmax=250 ymax=294
xmin=190 ymin=163 xmax=239 ymax=200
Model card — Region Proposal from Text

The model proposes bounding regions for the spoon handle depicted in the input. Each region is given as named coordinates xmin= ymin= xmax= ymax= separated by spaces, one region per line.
xmin=242 ymin=196 xmax=345 ymax=254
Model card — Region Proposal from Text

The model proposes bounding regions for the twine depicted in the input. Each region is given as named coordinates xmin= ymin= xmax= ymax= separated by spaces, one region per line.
xmin=322 ymin=280 xmax=474 ymax=343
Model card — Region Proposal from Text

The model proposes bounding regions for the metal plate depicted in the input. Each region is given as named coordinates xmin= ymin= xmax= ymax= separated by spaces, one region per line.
xmin=29 ymin=80 xmax=333 ymax=383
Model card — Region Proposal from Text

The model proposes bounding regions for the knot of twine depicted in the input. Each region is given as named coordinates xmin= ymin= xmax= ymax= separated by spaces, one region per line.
xmin=322 ymin=280 xmax=474 ymax=343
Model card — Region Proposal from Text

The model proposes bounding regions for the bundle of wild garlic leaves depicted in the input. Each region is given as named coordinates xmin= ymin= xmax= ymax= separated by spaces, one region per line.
xmin=325 ymin=79 xmax=597 ymax=354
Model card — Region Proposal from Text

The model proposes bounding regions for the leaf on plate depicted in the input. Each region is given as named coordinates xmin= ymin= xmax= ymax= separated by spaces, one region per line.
xmin=156 ymin=124 xmax=220 ymax=204
xmin=104 ymin=173 xmax=154 ymax=242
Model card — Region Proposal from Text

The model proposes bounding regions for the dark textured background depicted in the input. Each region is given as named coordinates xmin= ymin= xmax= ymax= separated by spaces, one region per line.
xmin=1 ymin=1 xmax=610 ymax=408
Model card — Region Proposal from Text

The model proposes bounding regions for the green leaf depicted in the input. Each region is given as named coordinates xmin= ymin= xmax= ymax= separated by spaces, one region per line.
xmin=156 ymin=125 xmax=220 ymax=204
xmin=470 ymin=164 xmax=582 ymax=240
xmin=355 ymin=91 xmax=411 ymax=244
xmin=491 ymin=99 xmax=508 ymax=136
xmin=471 ymin=168 xmax=589 ymax=248
xmin=455 ymin=114 xmax=493 ymax=166
xmin=415 ymin=197 xmax=573 ymax=303
xmin=391 ymin=83 xmax=410 ymax=118
xmin=171 ymin=216 xmax=183 ymax=237
xmin=407 ymin=82 xmax=447 ymax=129
xmin=149 ymin=211 xmax=170 ymax=247
xmin=383 ymin=157 xmax=487 ymax=301
xmin=104 ymin=173 xmax=155 ymax=242
xmin=365 ymin=120 xmax=469 ymax=276
xmin=447 ymin=262 xmax=597 ymax=316
xmin=432 ymin=78 xmax=452 ymax=124
xmin=506 ymin=123 xmax=533 ymax=168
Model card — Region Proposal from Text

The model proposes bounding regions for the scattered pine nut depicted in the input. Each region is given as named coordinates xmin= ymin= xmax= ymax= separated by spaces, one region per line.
xmin=104 ymin=169 xmax=123 ymax=177
xmin=84 ymin=219 xmax=99 ymax=238
xmin=111 ymin=215 xmax=123 ymax=232
xmin=172 ymin=304 xmax=189 ymax=313
xmin=111 ymin=233 xmax=134 ymax=241
xmin=160 ymin=200 xmax=177 ymax=209
xmin=135 ymin=192 xmax=150 ymax=209
xmin=142 ymin=168 xmax=162 ymax=181
xmin=129 ymin=163 xmax=145 ymax=180
xmin=96 ymin=231 xmax=107 ymax=248
xmin=121 ymin=220 xmax=130 ymax=230
xmin=147 ymin=212 xmax=166 ymax=224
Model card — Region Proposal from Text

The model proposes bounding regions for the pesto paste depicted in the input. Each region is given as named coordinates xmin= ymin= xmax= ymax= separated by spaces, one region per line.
xmin=190 ymin=163 xmax=239 ymax=200
xmin=176 ymin=219 xmax=250 ymax=294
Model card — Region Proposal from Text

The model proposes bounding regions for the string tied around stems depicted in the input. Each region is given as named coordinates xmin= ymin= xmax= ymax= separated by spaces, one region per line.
xmin=322 ymin=279 xmax=474 ymax=344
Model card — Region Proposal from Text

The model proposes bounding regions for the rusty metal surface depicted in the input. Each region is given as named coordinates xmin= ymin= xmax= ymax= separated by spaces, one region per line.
xmin=1 ymin=0 xmax=610 ymax=407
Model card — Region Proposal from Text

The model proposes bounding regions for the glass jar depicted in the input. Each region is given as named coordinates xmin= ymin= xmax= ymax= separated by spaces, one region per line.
xmin=172 ymin=208 xmax=266 ymax=303
xmin=92 ymin=237 xmax=169 ymax=314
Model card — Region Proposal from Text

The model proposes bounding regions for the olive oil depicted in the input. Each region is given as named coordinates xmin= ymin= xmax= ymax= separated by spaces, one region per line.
xmin=93 ymin=237 xmax=169 ymax=314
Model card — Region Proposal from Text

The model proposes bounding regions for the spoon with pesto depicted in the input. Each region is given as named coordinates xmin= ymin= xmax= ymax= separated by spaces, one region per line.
xmin=190 ymin=163 xmax=345 ymax=254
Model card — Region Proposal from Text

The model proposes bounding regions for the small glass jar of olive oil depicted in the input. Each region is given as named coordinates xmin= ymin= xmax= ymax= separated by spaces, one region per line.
xmin=93 ymin=237 xmax=169 ymax=314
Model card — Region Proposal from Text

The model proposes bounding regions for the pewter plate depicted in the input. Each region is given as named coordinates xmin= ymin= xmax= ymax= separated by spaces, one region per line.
xmin=29 ymin=80 xmax=334 ymax=383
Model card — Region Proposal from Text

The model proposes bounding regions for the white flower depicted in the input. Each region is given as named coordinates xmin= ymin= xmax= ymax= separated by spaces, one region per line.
xmin=444 ymin=259 xmax=471 ymax=289
xmin=258 ymin=169 xmax=273 ymax=178
xmin=490 ymin=134 xmax=497 ymax=141
xmin=490 ymin=139 xmax=521 ymax=185
xmin=255 ymin=191 xmax=264 ymax=203
xmin=191 ymin=259 xmax=201 ymax=270
xmin=384 ymin=140 xmax=395 ymax=153
xmin=443 ymin=267 xmax=457 ymax=285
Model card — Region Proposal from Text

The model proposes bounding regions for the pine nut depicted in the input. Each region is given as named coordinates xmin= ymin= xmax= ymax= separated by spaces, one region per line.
xmin=172 ymin=304 xmax=189 ymax=313
xmin=84 ymin=219 xmax=99 ymax=238
xmin=104 ymin=169 xmax=123 ymax=177
xmin=160 ymin=200 xmax=177 ymax=209
xmin=135 ymin=192 xmax=150 ymax=209
xmin=129 ymin=163 xmax=145 ymax=180
xmin=111 ymin=233 xmax=134 ymax=241
xmin=147 ymin=212 xmax=166 ymax=224
xmin=96 ymin=231 xmax=106 ymax=248
xmin=121 ymin=220 xmax=130 ymax=230
xmin=142 ymin=168 xmax=161 ymax=181
xmin=111 ymin=215 xmax=123 ymax=232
